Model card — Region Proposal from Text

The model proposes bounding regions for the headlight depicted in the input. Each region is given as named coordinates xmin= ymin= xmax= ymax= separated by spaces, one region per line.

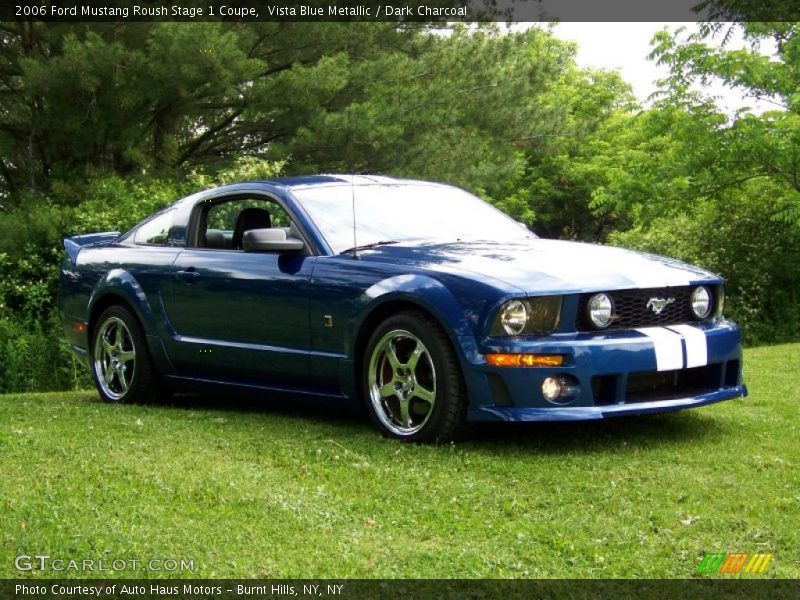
xmin=491 ymin=297 xmax=562 ymax=336
xmin=691 ymin=286 xmax=711 ymax=319
xmin=587 ymin=293 xmax=613 ymax=329
xmin=500 ymin=300 xmax=528 ymax=335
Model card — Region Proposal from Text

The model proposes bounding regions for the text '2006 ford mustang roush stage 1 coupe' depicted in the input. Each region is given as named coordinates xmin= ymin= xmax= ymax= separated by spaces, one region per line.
xmin=59 ymin=175 xmax=746 ymax=441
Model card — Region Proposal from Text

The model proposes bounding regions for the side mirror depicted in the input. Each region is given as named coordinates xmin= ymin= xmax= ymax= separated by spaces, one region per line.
xmin=242 ymin=228 xmax=304 ymax=253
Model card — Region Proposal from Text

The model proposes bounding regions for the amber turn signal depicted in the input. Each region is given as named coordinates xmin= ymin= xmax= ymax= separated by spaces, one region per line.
xmin=485 ymin=353 xmax=564 ymax=367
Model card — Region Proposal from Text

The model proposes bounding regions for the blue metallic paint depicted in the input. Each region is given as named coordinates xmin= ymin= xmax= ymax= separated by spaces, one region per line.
xmin=59 ymin=176 xmax=746 ymax=421
xmin=468 ymin=319 xmax=744 ymax=418
xmin=473 ymin=387 xmax=747 ymax=422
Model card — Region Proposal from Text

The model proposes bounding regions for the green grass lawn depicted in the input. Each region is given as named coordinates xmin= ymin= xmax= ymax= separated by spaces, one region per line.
xmin=1 ymin=344 xmax=798 ymax=579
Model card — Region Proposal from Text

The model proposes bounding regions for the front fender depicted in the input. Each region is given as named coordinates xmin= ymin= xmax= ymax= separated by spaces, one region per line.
xmin=341 ymin=273 xmax=489 ymax=406
xmin=351 ymin=274 xmax=481 ymax=361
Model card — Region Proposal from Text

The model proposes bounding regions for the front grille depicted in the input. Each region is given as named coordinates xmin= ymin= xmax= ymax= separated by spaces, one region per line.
xmin=592 ymin=362 xmax=730 ymax=405
xmin=576 ymin=286 xmax=712 ymax=332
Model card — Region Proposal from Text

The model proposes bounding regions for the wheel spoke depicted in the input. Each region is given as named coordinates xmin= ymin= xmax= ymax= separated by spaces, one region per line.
xmin=117 ymin=350 xmax=135 ymax=363
xmin=379 ymin=382 xmax=397 ymax=398
xmin=412 ymin=386 xmax=435 ymax=405
xmin=398 ymin=398 xmax=411 ymax=429
xmin=103 ymin=365 xmax=115 ymax=385
xmin=386 ymin=341 xmax=403 ymax=369
xmin=118 ymin=366 xmax=129 ymax=392
xmin=114 ymin=323 xmax=123 ymax=348
xmin=406 ymin=342 xmax=424 ymax=371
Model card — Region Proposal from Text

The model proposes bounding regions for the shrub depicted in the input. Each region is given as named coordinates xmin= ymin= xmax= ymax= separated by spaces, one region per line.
xmin=0 ymin=313 xmax=89 ymax=393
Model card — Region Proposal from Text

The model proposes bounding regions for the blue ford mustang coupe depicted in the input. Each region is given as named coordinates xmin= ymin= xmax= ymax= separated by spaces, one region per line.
xmin=59 ymin=175 xmax=746 ymax=441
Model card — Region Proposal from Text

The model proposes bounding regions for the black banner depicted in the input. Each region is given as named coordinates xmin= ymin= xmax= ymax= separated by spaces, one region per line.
xmin=3 ymin=579 xmax=800 ymax=600
xmin=2 ymin=0 xmax=800 ymax=23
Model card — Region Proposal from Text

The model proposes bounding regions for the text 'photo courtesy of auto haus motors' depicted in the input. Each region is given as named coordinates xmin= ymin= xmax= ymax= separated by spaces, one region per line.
xmin=58 ymin=175 xmax=746 ymax=442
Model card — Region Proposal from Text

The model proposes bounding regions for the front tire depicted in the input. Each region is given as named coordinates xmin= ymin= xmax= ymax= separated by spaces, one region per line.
xmin=363 ymin=311 xmax=467 ymax=442
xmin=91 ymin=305 xmax=166 ymax=404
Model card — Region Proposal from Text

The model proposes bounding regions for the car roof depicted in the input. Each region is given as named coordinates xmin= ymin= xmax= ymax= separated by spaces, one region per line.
xmin=253 ymin=174 xmax=441 ymax=190
xmin=171 ymin=174 xmax=451 ymax=211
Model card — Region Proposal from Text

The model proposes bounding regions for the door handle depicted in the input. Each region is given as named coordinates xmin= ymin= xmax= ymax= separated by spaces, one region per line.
xmin=175 ymin=268 xmax=200 ymax=283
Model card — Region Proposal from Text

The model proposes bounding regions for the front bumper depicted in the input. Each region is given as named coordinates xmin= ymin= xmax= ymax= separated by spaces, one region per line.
xmin=463 ymin=319 xmax=746 ymax=422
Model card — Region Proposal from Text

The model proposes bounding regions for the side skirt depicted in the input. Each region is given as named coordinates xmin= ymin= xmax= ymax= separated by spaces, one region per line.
xmin=163 ymin=374 xmax=350 ymax=402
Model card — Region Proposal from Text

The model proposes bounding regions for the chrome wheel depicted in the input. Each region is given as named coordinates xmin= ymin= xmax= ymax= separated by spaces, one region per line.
xmin=368 ymin=329 xmax=436 ymax=436
xmin=93 ymin=316 xmax=136 ymax=401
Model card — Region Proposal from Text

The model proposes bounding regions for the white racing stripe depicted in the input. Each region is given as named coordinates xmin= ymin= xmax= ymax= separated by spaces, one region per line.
xmin=636 ymin=326 xmax=684 ymax=371
xmin=667 ymin=324 xmax=709 ymax=368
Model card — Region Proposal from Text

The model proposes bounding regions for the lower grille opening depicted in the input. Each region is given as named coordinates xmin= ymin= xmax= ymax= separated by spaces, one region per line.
xmin=626 ymin=364 xmax=723 ymax=403
xmin=724 ymin=360 xmax=741 ymax=387
xmin=592 ymin=364 xmax=724 ymax=405
xmin=592 ymin=375 xmax=619 ymax=405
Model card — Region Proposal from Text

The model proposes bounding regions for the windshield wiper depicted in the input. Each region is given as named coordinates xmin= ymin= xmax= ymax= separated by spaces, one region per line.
xmin=340 ymin=240 xmax=400 ymax=254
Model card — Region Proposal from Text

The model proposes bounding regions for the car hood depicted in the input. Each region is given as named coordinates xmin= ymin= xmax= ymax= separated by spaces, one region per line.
xmin=355 ymin=239 xmax=720 ymax=294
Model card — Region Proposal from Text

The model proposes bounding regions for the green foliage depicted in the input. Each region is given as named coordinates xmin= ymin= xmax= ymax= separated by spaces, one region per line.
xmin=0 ymin=22 xmax=611 ymax=204
xmin=0 ymin=314 xmax=88 ymax=393
xmin=647 ymin=23 xmax=800 ymax=223
xmin=0 ymin=201 xmax=68 ymax=322
xmin=507 ymin=69 xmax=638 ymax=239
xmin=69 ymin=177 xmax=188 ymax=235
xmin=0 ymin=22 xmax=274 ymax=190
xmin=190 ymin=156 xmax=287 ymax=189
xmin=0 ymin=22 xmax=447 ymax=195
xmin=272 ymin=25 xmax=586 ymax=201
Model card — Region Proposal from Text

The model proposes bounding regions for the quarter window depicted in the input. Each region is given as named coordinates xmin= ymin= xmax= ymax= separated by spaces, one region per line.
xmin=134 ymin=211 xmax=173 ymax=246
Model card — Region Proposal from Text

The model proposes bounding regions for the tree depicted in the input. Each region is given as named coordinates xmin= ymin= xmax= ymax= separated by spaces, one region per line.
xmin=649 ymin=22 xmax=800 ymax=224
xmin=0 ymin=22 xmax=435 ymax=198
xmin=0 ymin=22 xmax=626 ymax=207
xmin=277 ymin=25 xmax=584 ymax=200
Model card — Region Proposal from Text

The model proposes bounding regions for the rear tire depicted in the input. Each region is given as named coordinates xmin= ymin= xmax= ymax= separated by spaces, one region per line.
xmin=362 ymin=310 xmax=467 ymax=443
xmin=90 ymin=305 xmax=169 ymax=404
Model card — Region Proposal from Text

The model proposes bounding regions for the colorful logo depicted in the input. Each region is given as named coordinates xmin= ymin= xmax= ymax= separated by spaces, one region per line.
xmin=696 ymin=552 xmax=773 ymax=575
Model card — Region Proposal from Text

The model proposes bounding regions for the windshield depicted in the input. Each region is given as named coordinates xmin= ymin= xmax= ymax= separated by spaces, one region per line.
xmin=292 ymin=183 xmax=533 ymax=253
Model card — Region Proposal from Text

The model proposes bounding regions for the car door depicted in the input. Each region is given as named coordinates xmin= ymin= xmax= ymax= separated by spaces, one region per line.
xmin=161 ymin=194 xmax=315 ymax=387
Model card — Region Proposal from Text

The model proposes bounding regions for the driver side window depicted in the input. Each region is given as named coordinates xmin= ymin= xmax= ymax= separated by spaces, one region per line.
xmin=196 ymin=197 xmax=295 ymax=250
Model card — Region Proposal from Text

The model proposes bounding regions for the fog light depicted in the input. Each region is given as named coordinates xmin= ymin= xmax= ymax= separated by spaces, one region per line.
xmin=541 ymin=374 xmax=580 ymax=404
xmin=542 ymin=376 xmax=563 ymax=401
